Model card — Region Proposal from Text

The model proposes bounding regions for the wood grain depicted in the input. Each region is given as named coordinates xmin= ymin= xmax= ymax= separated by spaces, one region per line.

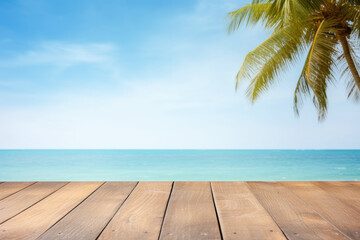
xmin=0 ymin=182 xmax=67 ymax=224
xmin=0 ymin=181 xmax=358 ymax=240
xmin=282 ymin=181 xmax=360 ymax=240
xmin=312 ymin=181 xmax=360 ymax=211
xmin=99 ymin=182 xmax=172 ymax=240
xmin=0 ymin=182 xmax=34 ymax=200
xmin=159 ymin=182 xmax=221 ymax=240
xmin=248 ymin=182 xmax=348 ymax=240
xmin=0 ymin=182 xmax=103 ymax=240
xmin=211 ymin=182 xmax=286 ymax=240
xmin=38 ymin=182 xmax=137 ymax=240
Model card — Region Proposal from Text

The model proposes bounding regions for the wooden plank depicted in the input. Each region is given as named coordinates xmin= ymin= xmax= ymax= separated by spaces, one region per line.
xmin=211 ymin=182 xmax=286 ymax=240
xmin=0 ymin=182 xmax=34 ymax=200
xmin=159 ymin=182 xmax=221 ymax=240
xmin=98 ymin=182 xmax=172 ymax=240
xmin=282 ymin=182 xmax=360 ymax=240
xmin=248 ymin=182 xmax=348 ymax=240
xmin=0 ymin=182 xmax=67 ymax=224
xmin=0 ymin=182 xmax=103 ymax=240
xmin=38 ymin=182 xmax=137 ymax=240
xmin=312 ymin=181 xmax=360 ymax=211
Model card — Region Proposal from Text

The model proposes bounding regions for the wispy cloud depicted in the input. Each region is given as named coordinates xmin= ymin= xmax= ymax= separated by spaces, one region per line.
xmin=0 ymin=42 xmax=116 ymax=67
xmin=0 ymin=0 xmax=359 ymax=149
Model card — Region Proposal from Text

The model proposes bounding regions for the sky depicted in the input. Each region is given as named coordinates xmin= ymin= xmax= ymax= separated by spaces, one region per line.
xmin=0 ymin=0 xmax=359 ymax=149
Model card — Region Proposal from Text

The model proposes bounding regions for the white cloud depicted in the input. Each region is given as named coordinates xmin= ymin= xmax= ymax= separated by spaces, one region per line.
xmin=1 ymin=50 xmax=359 ymax=150
xmin=0 ymin=0 xmax=359 ymax=149
xmin=0 ymin=42 xmax=116 ymax=67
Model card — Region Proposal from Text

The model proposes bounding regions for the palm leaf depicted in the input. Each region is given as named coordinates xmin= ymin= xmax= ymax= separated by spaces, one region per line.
xmin=228 ymin=3 xmax=278 ymax=32
xmin=302 ymin=19 xmax=339 ymax=119
xmin=339 ymin=39 xmax=360 ymax=101
xmin=246 ymin=24 xmax=309 ymax=101
xmin=294 ymin=52 xmax=311 ymax=116
xmin=340 ymin=1 xmax=360 ymax=37
xmin=229 ymin=0 xmax=360 ymax=120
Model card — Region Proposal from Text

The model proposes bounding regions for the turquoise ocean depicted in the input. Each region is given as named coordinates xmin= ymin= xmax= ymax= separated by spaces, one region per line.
xmin=0 ymin=150 xmax=359 ymax=181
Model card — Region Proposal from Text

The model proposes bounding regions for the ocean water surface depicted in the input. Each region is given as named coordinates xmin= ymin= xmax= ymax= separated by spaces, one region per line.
xmin=0 ymin=150 xmax=359 ymax=181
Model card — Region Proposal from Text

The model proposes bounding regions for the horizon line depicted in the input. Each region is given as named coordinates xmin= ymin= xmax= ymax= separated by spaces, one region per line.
xmin=0 ymin=148 xmax=359 ymax=151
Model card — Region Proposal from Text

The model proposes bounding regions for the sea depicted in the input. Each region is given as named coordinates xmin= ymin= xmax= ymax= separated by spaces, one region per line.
xmin=0 ymin=150 xmax=359 ymax=181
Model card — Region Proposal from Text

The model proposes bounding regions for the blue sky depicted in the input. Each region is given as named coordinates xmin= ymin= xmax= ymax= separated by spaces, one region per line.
xmin=0 ymin=0 xmax=359 ymax=149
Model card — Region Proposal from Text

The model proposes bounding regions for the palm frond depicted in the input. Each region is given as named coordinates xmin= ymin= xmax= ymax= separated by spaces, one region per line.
xmin=245 ymin=24 xmax=309 ymax=101
xmin=228 ymin=3 xmax=278 ymax=32
xmin=340 ymin=1 xmax=360 ymax=37
xmin=339 ymin=38 xmax=360 ymax=101
xmin=302 ymin=19 xmax=339 ymax=120
xmin=270 ymin=0 xmax=310 ymax=25
xmin=229 ymin=0 xmax=360 ymax=121
xmin=294 ymin=53 xmax=311 ymax=116
xmin=235 ymin=16 xmax=316 ymax=102
xmin=228 ymin=0 xmax=315 ymax=32
xmin=351 ymin=5 xmax=360 ymax=37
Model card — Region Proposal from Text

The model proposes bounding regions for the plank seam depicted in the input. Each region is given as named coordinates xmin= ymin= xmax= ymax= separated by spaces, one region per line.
xmin=210 ymin=182 xmax=224 ymax=240
xmin=279 ymin=182 xmax=353 ymax=240
xmin=157 ymin=181 xmax=174 ymax=240
xmin=95 ymin=181 xmax=139 ymax=240
xmin=245 ymin=182 xmax=290 ymax=240
xmin=36 ymin=181 xmax=107 ymax=239
xmin=313 ymin=181 xmax=360 ymax=216
xmin=0 ymin=182 xmax=70 ymax=225
xmin=0 ymin=182 xmax=37 ymax=201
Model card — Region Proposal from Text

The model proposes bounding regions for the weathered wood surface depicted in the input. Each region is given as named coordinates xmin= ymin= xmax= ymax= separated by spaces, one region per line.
xmin=99 ymin=182 xmax=172 ymax=240
xmin=211 ymin=182 xmax=286 ymax=240
xmin=0 ymin=182 xmax=103 ymax=240
xmin=282 ymin=182 xmax=360 ymax=240
xmin=38 ymin=182 xmax=136 ymax=240
xmin=159 ymin=182 xmax=221 ymax=240
xmin=0 ymin=182 xmax=67 ymax=224
xmin=0 ymin=182 xmax=34 ymax=200
xmin=248 ymin=182 xmax=349 ymax=240
xmin=312 ymin=181 xmax=360 ymax=211
xmin=0 ymin=181 xmax=359 ymax=240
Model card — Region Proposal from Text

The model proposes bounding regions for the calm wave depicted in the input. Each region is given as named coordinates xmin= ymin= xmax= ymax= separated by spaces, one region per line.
xmin=0 ymin=150 xmax=359 ymax=181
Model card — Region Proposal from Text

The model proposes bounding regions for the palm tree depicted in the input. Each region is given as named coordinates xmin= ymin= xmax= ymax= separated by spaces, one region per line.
xmin=228 ymin=0 xmax=360 ymax=120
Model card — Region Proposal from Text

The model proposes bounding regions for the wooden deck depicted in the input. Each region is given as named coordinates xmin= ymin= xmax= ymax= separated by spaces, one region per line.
xmin=0 ymin=182 xmax=359 ymax=240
